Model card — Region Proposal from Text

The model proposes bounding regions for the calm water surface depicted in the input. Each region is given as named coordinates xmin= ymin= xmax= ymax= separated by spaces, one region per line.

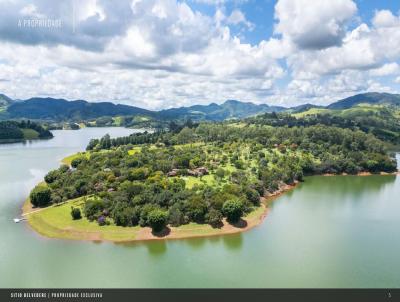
xmin=0 ymin=129 xmax=399 ymax=288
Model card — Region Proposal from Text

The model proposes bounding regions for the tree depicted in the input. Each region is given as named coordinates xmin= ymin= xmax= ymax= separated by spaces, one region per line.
xmin=176 ymin=127 xmax=195 ymax=144
xmin=147 ymin=209 xmax=169 ymax=232
xmin=186 ymin=195 xmax=207 ymax=223
xmin=71 ymin=156 xmax=87 ymax=168
xmin=168 ymin=205 xmax=186 ymax=227
xmin=222 ymin=199 xmax=244 ymax=223
xmin=245 ymin=188 xmax=260 ymax=205
xmin=70 ymin=207 xmax=82 ymax=220
xmin=44 ymin=170 xmax=59 ymax=184
xmin=205 ymin=208 xmax=223 ymax=227
xmin=215 ymin=168 xmax=225 ymax=179
xmin=84 ymin=198 xmax=104 ymax=221
xmin=30 ymin=186 xmax=52 ymax=207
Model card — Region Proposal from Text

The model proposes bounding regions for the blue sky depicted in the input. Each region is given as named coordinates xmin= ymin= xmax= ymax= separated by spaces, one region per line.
xmin=0 ymin=0 xmax=399 ymax=109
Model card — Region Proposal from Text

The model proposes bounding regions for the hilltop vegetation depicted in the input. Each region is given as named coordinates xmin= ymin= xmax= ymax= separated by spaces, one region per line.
xmin=248 ymin=104 xmax=400 ymax=145
xmin=327 ymin=92 xmax=400 ymax=109
xmin=29 ymin=120 xmax=397 ymax=235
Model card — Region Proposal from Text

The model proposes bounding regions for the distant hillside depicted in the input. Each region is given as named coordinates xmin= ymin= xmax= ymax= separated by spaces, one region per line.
xmin=287 ymin=103 xmax=324 ymax=113
xmin=3 ymin=95 xmax=286 ymax=121
xmin=0 ymin=93 xmax=13 ymax=107
xmin=327 ymin=92 xmax=400 ymax=110
xmin=7 ymin=98 xmax=154 ymax=121
xmin=159 ymin=99 xmax=286 ymax=121
xmin=2 ymin=91 xmax=400 ymax=123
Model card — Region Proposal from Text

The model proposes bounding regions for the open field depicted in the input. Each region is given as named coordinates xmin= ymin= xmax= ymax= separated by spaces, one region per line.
xmin=21 ymin=128 xmax=39 ymax=139
xmin=61 ymin=152 xmax=89 ymax=166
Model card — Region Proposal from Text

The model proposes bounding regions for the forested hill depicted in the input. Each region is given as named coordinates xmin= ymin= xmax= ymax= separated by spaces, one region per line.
xmin=0 ymin=120 xmax=53 ymax=141
xmin=7 ymin=98 xmax=154 ymax=120
xmin=327 ymin=92 xmax=400 ymax=110
xmin=159 ymin=100 xmax=286 ymax=121
xmin=4 ymin=97 xmax=286 ymax=122
xmin=0 ymin=93 xmax=13 ymax=106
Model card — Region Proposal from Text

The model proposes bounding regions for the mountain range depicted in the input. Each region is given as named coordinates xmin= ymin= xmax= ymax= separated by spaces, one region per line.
xmin=0 ymin=92 xmax=399 ymax=122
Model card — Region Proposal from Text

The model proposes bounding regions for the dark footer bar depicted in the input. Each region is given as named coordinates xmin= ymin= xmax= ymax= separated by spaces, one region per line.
xmin=0 ymin=289 xmax=397 ymax=302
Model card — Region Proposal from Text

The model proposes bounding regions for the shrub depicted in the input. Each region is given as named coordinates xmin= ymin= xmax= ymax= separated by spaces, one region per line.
xmin=70 ymin=207 xmax=82 ymax=220
xmin=97 ymin=215 xmax=106 ymax=226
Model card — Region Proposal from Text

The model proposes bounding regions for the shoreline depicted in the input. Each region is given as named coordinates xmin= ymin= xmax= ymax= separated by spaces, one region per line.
xmin=21 ymin=170 xmax=398 ymax=244
xmin=21 ymin=183 xmax=298 ymax=243
xmin=322 ymin=171 xmax=399 ymax=177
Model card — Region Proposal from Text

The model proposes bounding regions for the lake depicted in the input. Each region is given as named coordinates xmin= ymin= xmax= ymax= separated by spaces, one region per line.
xmin=0 ymin=128 xmax=399 ymax=288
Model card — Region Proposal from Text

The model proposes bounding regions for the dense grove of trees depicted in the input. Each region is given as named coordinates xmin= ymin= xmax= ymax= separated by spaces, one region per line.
xmin=31 ymin=120 xmax=397 ymax=232
xmin=0 ymin=120 xmax=53 ymax=140
xmin=248 ymin=111 xmax=400 ymax=144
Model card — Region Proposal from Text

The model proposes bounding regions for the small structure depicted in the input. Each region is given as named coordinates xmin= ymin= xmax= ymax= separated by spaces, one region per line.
xmin=167 ymin=167 xmax=209 ymax=177
xmin=187 ymin=167 xmax=209 ymax=177
xmin=13 ymin=217 xmax=26 ymax=223
xmin=94 ymin=182 xmax=103 ymax=192
xmin=167 ymin=169 xmax=180 ymax=177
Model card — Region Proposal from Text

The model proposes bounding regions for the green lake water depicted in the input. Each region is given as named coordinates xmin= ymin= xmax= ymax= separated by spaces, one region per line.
xmin=0 ymin=128 xmax=399 ymax=288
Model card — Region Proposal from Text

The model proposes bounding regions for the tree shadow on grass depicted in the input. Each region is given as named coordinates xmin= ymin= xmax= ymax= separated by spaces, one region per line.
xmin=229 ymin=218 xmax=248 ymax=229
xmin=151 ymin=226 xmax=171 ymax=238
xmin=210 ymin=221 xmax=224 ymax=229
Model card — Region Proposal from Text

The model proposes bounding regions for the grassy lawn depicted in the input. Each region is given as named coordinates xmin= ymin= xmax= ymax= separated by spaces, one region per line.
xmin=61 ymin=152 xmax=89 ymax=166
xmin=21 ymin=128 xmax=39 ymax=139
xmin=174 ymin=142 xmax=204 ymax=149
xmin=182 ymin=174 xmax=218 ymax=189
xmin=128 ymin=146 xmax=143 ymax=155
xmin=128 ymin=145 xmax=158 ymax=155
xmin=26 ymin=197 xmax=140 ymax=241
xmin=292 ymin=108 xmax=331 ymax=118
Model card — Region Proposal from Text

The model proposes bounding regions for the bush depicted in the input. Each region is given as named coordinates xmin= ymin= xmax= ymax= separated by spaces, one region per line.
xmin=30 ymin=186 xmax=52 ymax=207
xmin=70 ymin=207 xmax=82 ymax=220
xmin=222 ymin=199 xmax=244 ymax=223
xmin=147 ymin=209 xmax=169 ymax=232
xmin=97 ymin=215 xmax=106 ymax=226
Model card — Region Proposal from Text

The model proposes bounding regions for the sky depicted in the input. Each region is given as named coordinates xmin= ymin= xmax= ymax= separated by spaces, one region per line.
xmin=0 ymin=0 xmax=399 ymax=109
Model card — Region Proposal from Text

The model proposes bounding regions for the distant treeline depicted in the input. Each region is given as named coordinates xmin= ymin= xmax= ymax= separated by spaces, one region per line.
xmin=247 ymin=112 xmax=400 ymax=144
xmin=86 ymin=120 xmax=197 ymax=151
xmin=0 ymin=120 xmax=53 ymax=140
